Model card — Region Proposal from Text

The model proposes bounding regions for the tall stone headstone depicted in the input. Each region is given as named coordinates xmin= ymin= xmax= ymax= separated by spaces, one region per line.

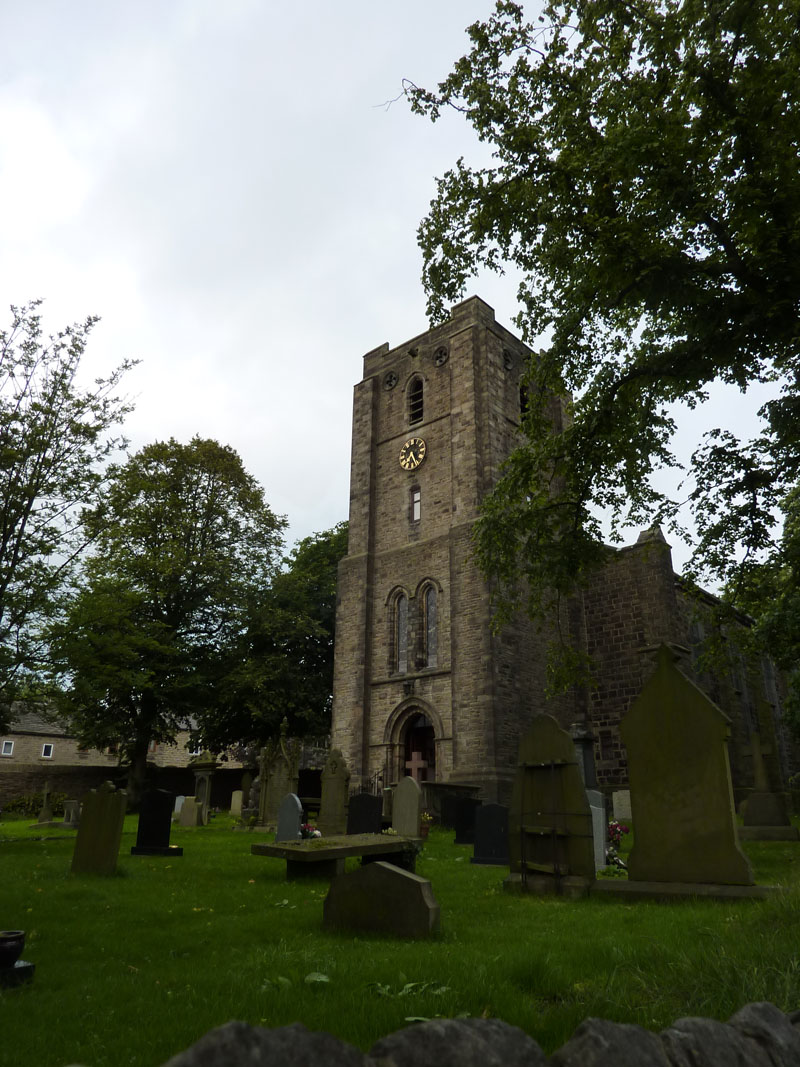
xmin=346 ymin=792 xmax=383 ymax=835
xmin=323 ymin=861 xmax=440 ymax=939
xmin=71 ymin=782 xmax=127 ymax=876
xmin=471 ymin=803 xmax=509 ymax=866
xmin=392 ymin=776 xmax=422 ymax=838
xmin=37 ymin=780 xmax=53 ymax=824
xmin=131 ymin=789 xmax=182 ymax=856
xmin=452 ymin=796 xmax=482 ymax=845
xmin=191 ymin=751 xmax=218 ymax=826
xmin=230 ymin=790 xmax=243 ymax=819
xmin=586 ymin=788 xmax=607 ymax=872
xmin=275 ymin=793 xmax=303 ymax=842
xmin=621 ymin=644 xmax=754 ymax=885
xmin=318 ymin=749 xmax=350 ymax=836
xmin=508 ymin=714 xmax=595 ymax=886
xmin=739 ymin=731 xmax=798 ymax=839
xmin=179 ymin=797 xmax=202 ymax=828
xmin=259 ymin=721 xmax=301 ymax=826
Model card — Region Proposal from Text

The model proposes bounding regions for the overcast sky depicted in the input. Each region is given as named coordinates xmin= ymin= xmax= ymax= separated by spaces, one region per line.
xmin=0 ymin=1 xmax=773 ymax=573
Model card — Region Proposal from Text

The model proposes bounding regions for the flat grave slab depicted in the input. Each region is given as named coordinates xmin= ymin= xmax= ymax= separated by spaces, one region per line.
xmin=251 ymin=833 xmax=417 ymax=880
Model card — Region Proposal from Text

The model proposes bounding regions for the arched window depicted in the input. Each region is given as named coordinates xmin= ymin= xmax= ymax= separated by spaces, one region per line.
xmin=395 ymin=593 xmax=408 ymax=673
xmin=424 ymin=586 xmax=438 ymax=668
xmin=519 ymin=383 xmax=529 ymax=419
xmin=408 ymin=376 xmax=423 ymax=425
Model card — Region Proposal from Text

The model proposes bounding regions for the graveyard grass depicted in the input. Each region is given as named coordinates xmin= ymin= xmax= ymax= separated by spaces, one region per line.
xmin=2 ymin=817 xmax=800 ymax=1067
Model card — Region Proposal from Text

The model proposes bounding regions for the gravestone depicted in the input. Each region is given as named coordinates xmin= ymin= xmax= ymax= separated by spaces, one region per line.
xmin=317 ymin=749 xmax=350 ymax=836
xmin=179 ymin=797 xmax=202 ymax=828
xmin=173 ymin=795 xmax=186 ymax=819
xmin=346 ymin=792 xmax=383 ymax=836
xmin=70 ymin=781 xmax=127 ymax=876
xmin=508 ymin=714 xmax=595 ymax=891
xmin=621 ymin=644 xmax=753 ymax=885
xmin=259 ymin=722 xmax=301 ymax=826
xmin=471 ymin=803 xmax=509 ymax=866
xmin=612 ymin=790 xmax=632 ymax=821
xmin=392 ymin=776 xmax=422 ymax=838
xmin=62 ymin=800 xmax=80 ymax=829
xmin=323 ymin=861 xmax=440 ymax=939
xmin=240 ymin=770 xmax=253 ymax=808
xmin=739 ymin=731 xmax=798 ymax=840
xmin=586 ymin=788 xmax=607 ymax=872
xmin=131 ymin=789 xmax=183 ymax=857
xmin=37 ymin=781 xmax=53 ymax=824
xmin=230 ymin=790 xmax=243 ymax=819
xmin=275 ymin=793 xmax=303 ymax=842
xmin=453 ymin=796 xmax=482 ymax=845
xmin=191 ymin=751 xmax=217 ymax=825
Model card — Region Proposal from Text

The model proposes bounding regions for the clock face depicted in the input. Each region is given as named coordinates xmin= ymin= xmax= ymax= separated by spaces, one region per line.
xmin=399 ymin=437 xmax=427 ymax=471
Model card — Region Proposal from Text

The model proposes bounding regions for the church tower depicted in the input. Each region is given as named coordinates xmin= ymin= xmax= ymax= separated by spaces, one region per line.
xmin=331 ymin=296 xmax=568 ymax=801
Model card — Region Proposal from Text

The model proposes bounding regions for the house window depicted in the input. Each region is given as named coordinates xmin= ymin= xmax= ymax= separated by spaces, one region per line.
xmin=425 ymin=586 xmax=438 ymax=668
xmin=147 ymin=740 xmax=159 ymax=754
xmin=41 ymin=743 xmax=54 ymax=759
xmin=1 ymin=740 xmax=13 ymax=757
xmin=411 ymin=488 xmax=421 ymax=523
xmin=396 ymin=593 xmax=408 ymax=674
xmin=408 ymin=376 xmax=424 ymax=425
xmin=105 ymin=743 xmax=118 ymax=756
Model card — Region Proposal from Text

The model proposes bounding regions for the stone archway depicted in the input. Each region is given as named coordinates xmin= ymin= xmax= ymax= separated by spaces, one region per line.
xmin=402 ymin=710 xmax=436 ymax=783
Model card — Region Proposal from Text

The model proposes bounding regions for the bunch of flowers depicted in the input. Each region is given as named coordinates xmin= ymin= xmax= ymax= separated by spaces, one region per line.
xmin=421 ymin=811 xmax=434 ymax=825
xmin=607 ymin=819 xmax=630 ymax=849
xmin=300 ymin=823 xmax=321 ymax=839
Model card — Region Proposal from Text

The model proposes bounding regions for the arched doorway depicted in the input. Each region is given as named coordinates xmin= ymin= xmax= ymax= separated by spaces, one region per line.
xmin=402 ymin=711 xmax=436 ymax=782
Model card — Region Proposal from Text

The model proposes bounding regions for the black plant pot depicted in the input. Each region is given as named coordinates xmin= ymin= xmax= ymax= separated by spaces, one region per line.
xmin=0 ymin=931 xmax=25 ymax=968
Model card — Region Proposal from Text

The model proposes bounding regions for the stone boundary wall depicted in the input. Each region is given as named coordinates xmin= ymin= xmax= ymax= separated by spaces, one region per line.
xmin=104 ymin=1000 xmax=799 ymax=1067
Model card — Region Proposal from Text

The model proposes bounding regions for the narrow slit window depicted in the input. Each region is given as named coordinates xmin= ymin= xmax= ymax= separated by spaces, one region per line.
xmin=425 ymin=586 xmax=438 ymax=668
xmin=409 ymin=376 xmax=424 ymax=425
xmin=396 ymin=594 xmax=408 ymax=674
xmin=519 ymin=384 xmax=529 ymax=418
xmin=41 ymin=743 xmax=54 ymax=759
xmin=411 ymin=488 xmax=421 ymax=522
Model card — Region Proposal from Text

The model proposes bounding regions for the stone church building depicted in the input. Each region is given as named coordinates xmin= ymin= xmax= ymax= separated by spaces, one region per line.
xmin=330 ymin=296 xmax=794 ymax=804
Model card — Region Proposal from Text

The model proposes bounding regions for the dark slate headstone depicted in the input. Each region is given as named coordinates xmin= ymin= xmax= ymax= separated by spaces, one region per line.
xmin=275 ymin=793 xmax=303 ymax=842
xmin=323 ymin=861 xmax=439 ymax=939
xmin=132 ymin=789 xmax=183 ymax=857
xmin=453 ymin=796 xmax=482 ymax=845
xmin=471 ymin=803 xmax=509 ymax=866
xmin=346 ymin=792 xmax=383 ymax=836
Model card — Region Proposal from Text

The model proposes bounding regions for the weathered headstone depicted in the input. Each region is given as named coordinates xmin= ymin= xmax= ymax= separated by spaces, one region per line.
xmin=70 ymin=781 xmax=127 ymax=876
xmin=62 ymin=800 xmax=80 ymax=829
xmin=621 ymin=644 xmax=754 ymax=885
xmin=240 ymin=770 xmax=253 ymax=809
xmin=471 ymin=803 xmax=509 ymax=866
xmin=230 ymin=790 xmax=243 ymax=818
xmin=275 ymin=793 xmax=303 ymax=842
xmin=586 ymin=788 xmax=607 ymax=872
xmin=173 ymin=795 xmax=186 ymax=819
xmin=453 ymin=796 xmax=482 ymax=845
xmin=508 ymin=714 xmax=595 ymax=891
xmin=191 ymin=751 xmax=217 ymax=826
xmin=259 ymin=722 xmax=301 ymax=826
xmin=612 ymin=789 xmax=632 ymax=821
xmin=739 ymin=731 xmax=798 ymax=839
xmin=179 ymin=796 xmax=202 ymax=828
xmin=317 ymin=749 xmax=350 ymax=836
xmin=323 ymin=861 xmax=439 ymax=939
xmin=37 ymin=780 xmax=53 ymax=824
xmin=131 ymin=789 xmax=183 ymax=857
xmin=392 ymin=776 xmax=422 ymax=838
xmin=346 ymin=792 xmax=383 ymax=836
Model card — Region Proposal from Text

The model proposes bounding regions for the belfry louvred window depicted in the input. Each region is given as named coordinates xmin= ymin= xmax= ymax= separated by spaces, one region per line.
xmin=409 ymin=377 xmax=423 ymax=425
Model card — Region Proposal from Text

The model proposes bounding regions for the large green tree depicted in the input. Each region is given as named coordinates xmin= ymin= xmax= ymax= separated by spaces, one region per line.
xmin=407 ymin=0 xmax=799 ymax=672
xmin=200 ymin=521 xmax=349 ymax=753
xmin=0 ymin=300 xmax=132 ymax=728
xmin=48 ymin=437 xmax=286 ymax=801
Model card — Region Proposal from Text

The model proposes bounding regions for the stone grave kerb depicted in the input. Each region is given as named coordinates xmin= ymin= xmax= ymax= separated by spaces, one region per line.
xmin=621 ymin=643 xmax=753 ymax=885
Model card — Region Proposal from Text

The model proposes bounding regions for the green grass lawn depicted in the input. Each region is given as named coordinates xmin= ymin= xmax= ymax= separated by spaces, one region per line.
xmin=2 ymin=815 xmax=800 ymax=1067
